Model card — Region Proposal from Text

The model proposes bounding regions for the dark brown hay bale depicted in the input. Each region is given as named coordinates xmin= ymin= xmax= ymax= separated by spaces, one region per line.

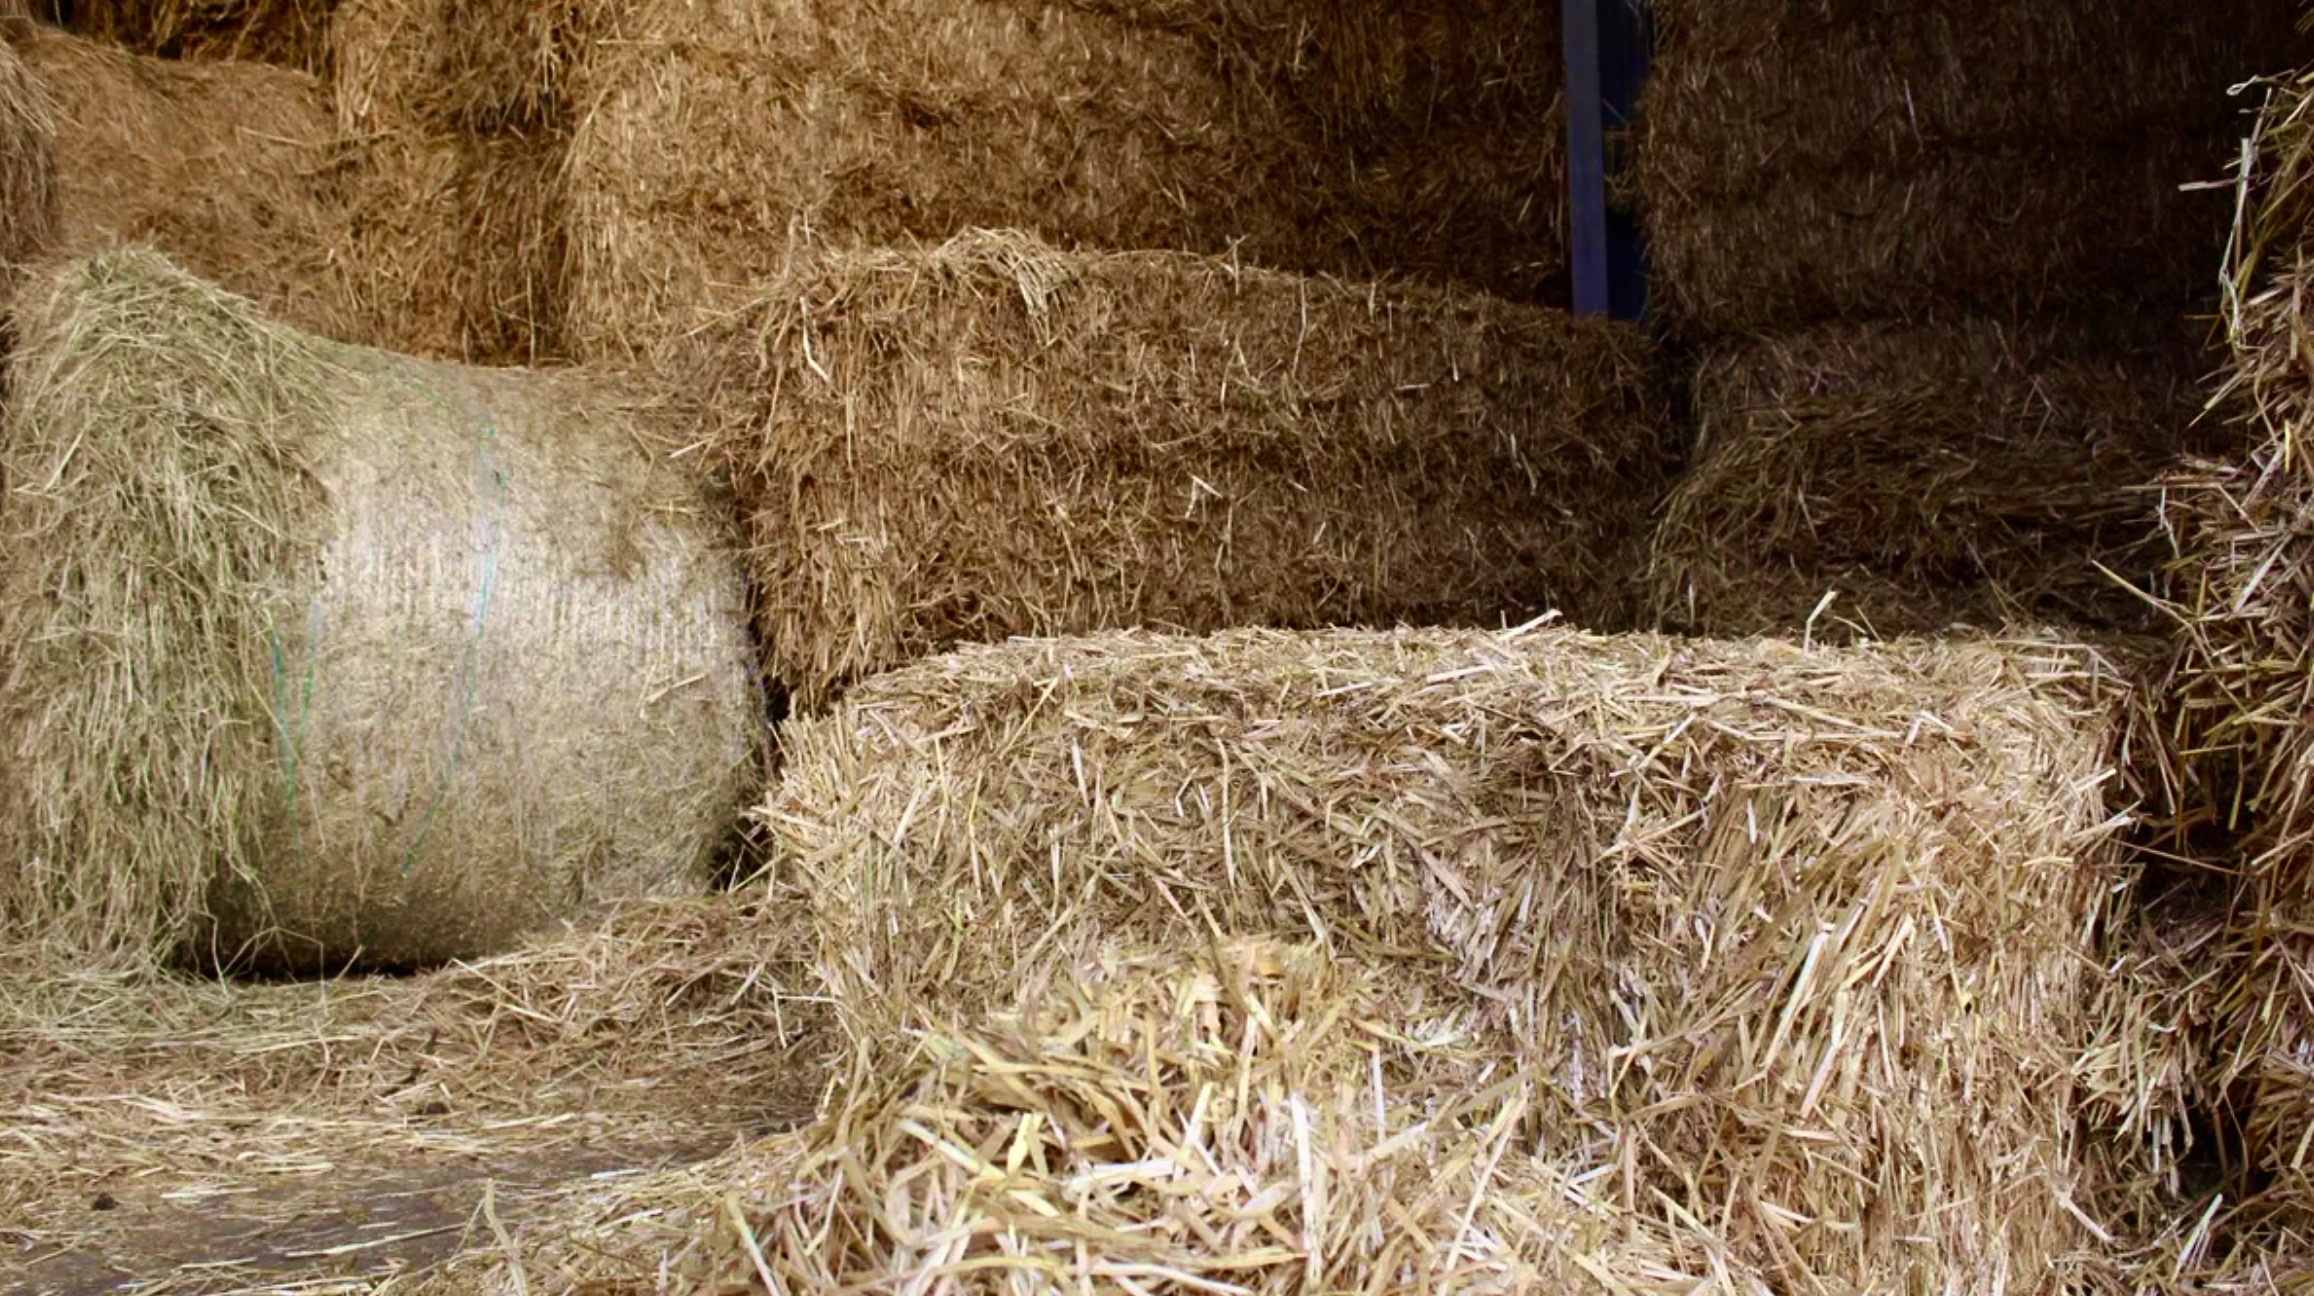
xmin=0 ymin=33 xmax=53 ymax=284
xmin=1644 ymin=135 xmax=2241 ymax=338
xmin=768 ymin=623 xmax=2126 ymax=1293
xmin=47 ymin=0 xmax=335 ymax=73
xmin=23 ymin=23 xmax=366 ymax=343
xmin=1640 ymin=1 xmax=2291 ymax=204
xmin=563 ymin=0 xmax=1564 ymax=358
xmin=0 ymin=253 xmax=760 ymax=971
xmin=454 ymin=940 xmax=1770 ymax=1293
xmin=683 ymin=230 xmax=1665 ymax=709
xmin=1646 ymin=320 xmax=2207 ymax=640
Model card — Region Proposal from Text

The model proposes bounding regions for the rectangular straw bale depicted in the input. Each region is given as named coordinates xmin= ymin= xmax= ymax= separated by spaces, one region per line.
xmin=329 ymin=0 xmax=569 ymax=363
xmin=682 ymin=230 xmax=1666 ymax=710
xmin=564 ymin=0 xmax=1565 ymax=358
xmin=1644 ymin=134 xmax=2239 ymax=338
xmin=766 ymin=623 xmax=2127 ymax=1293
xmin=2158 ymin=74 xmax=2314 ymax=1220
xmin=458 ymin=940 xmax=1772 ymax=1295
xmin=23 ymin=23 xmax=364 ymax=345
xmin=1640 ymin=0 xmax=2295 ymax=203
xmin=1646 ymin=319 xmax=2206 ymax=640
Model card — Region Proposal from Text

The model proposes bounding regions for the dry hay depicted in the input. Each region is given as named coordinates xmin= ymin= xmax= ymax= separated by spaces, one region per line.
xmin=0 ymin=893 xmax=828 ymax=1290
xmin=679 ymin=230 xmax=1664 ymax=710
xmin=329 ymin=0 xmax=573 ymax=364
xmin=43 ymin=0 xmax=336 ymax=72
xmin=0 ymin=252 xmax=759 ymax=973
xmin=1639 ymin=1 xmax=2296 ymax=204
xmin=1642 ymin=135 xmax=2242 ymax=338
xmin=21 ymin=21 xmax=374 ymax=345
xmin=766 ymin=622 xmax=2128 ymax=1291
xmin=443 ymin=940 xmax=1766 ymax=1296
xmin=2154 ymin=67 xmax=2314 ymax=1231
xmin=1645 ymin=320 xmax=2209 ymax=641
xmin=562 ymin=0 xmax=1565 ymax=360
xmin=0 ymin=30 xmax=52 ymax=289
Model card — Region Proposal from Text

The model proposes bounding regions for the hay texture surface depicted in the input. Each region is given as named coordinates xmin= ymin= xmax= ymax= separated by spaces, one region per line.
xmin=0 ymin=34 xmax=51 ymax=284
xmin=457 ymin=940 xmax=1763 ymax=1295
xmin=1635 ymin=0 xmax=2293 ymax=336
xmin=1646 ymin=320 xmax=2205 ymax=640
xmin=47 ymin=0 xmax=335 ymax=72
xmin=329 ymin=0 xmax=572 ymax=364
xmin=563 ymin=0 xmax=1564 ymax=358
xmin=694 ymin=231 xmax=1663 ymax=709
xmin=2157 ymin=68 xmax=2314 ymax=1223
xmin=0 ymin=253 xmax=758 ymax=972
xmin=769 ymin=623 xmax=2126 ymax=1292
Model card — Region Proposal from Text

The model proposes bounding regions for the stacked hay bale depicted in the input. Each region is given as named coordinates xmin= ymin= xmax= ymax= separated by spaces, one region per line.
xmin=1637 ymin=0 xmax=2297 ymax=638
xmin=1646 ymin=321 xmax=2209 ymax=637
xmin=328 ymin=0 xmax=1568 ymax=361
xmin=0 ymin=253 xmax=760 ymax=972
xmin=2151 ymin=67 xmax=2314 ymax=1245
xmin=682 ymin=230 xmax=1667 ymax=708
xmin=39 ymin=0 xmax=333 ymax=72
xmin=768 ymin=623 xmax=2127 ymax=1291
xmin=20 ymin=23 xmax=368 ymax=342
xmin=458 ymin=940 xmax=1767 ymax=1293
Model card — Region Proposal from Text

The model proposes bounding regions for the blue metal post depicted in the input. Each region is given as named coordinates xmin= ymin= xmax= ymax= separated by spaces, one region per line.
xmin=1563 ymin=0 xmax=1610 ymax=317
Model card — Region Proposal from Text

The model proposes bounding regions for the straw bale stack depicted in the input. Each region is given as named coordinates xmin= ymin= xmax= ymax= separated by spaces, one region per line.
xmin=455 ymin=940 xmax=1764 ymax=1295
xmin=0 ymin=252 xmax=759 ymax=972
xmin=329 ymin=0 xmax=572 ymax=363
xmin=562 ymin=0 xmax=1565 ymax=358
xmin=769 ymin=623 xmax=2127 ymax=1291
xmin=1637 ymin=0 xmax=2296 ymax=337
xmin=683 ymin=231 xmax=1665 ymax=709
xmin=2157 ymin=70 xmax=2314 ymax=1221
xmin=1645 ymin=320 xmax=2206 ymax=640
xmin=45 ymin=0 xmax=333 ymax=72
xmin=21 ymin=23 xmax=372 ymax=344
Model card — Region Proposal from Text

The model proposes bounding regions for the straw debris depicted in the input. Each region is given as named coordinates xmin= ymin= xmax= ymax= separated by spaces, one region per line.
xmin=1646 ymin=320 xmax=2208 ymax=640
xmin=449 ymin=940 xmax=1764 ymax=1295
xmin=768 ymin=622 xmax=2128 ymax=1291
xmin=681 ymin=230 xmax=1664 ymax=709
xmin=0 ymin=252 xmax=759 ymax=972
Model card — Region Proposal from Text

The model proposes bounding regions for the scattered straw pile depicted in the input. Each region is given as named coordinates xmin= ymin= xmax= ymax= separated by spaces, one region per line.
xmin=768 ymin=622 xmax=2127 ymax=1291
xmin=562 ymin=0 xmax=1565 ymax=357
xmin=1637 ymin=1 xmax=2296 ymax=336
xmin=454 ymin=940 xmax=1762 ymax=1295
xmin=22 ymin=22 xmax=370 ymax=343
xmin=682 ymin=231 xmax=1664 ymax=709
xmin=1645 ymin=320 xmax=2208 ymax=640
xmin=0 ymin=252 xmax=759 ymax=972
xmin=43 ymin=0 xmax=336 ymax=72
xmin=0 ymin=893 xmax=828 ymax=1289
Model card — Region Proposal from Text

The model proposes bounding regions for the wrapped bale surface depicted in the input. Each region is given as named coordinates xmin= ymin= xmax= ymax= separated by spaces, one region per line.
xmin=0 ymin=253 xmax=759 ymax=971
xmin=769 ymin=623 xmax=2125 ymax=1291
xmin=23 ymin=23 xmax=367 ymax=344
xmin=47 ymin=0 xmax=334 ymax=72
xmin=454 ymin=940 xmax=1763 ymax=1294
xmin=565 ymin=0 xmax=1565 ymax=357
xmin=1646 ymin=320 xmax=2204 ymax=639
xmin=691 ymin=231 xmax=1665 ymax=709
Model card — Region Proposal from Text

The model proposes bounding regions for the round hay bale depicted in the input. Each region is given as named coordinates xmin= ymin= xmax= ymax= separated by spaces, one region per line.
xmin=0 ymin=252 xmax=760 ymax=972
